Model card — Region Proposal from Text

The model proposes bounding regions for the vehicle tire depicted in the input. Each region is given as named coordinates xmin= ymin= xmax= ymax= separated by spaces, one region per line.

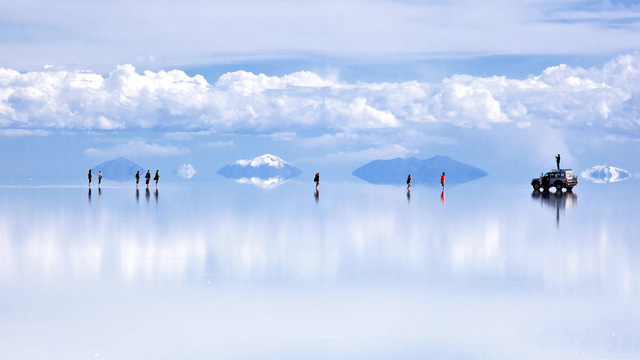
xmin=566 ymin=186 xmax=573 ymax=192
xmin=555 ymin=183 xmax=563 ymax=192
xmin=533 ymin=183 xmax=540 ymax=190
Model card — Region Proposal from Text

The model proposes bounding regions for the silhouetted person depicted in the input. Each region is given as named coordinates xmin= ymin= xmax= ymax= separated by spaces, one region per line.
xmin=314 ymin=173 xmax=320 ymax=190
xmin=145 ymin=170 xmax=151 ymax=188
xmin=556 ymin=154 xmax=561 ymax=170
xmin=88 ymin=169 xmax=92 ymax=187
xmin=440 ymin=172 xmax=445 ymax=189
xmin=135 ymin=171 xmax=140 ymax=188
xmin=153 ymin=170 xmax=160 ymax=188
xmin=98 ymin=170 xmax=102 ymax=188
xmin=406 ymin=174 xmax=411 ymax=190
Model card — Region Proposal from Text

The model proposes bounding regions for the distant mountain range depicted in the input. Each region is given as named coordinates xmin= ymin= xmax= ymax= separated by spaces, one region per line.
xmin=352 ymin=156 xmax=488 ymax=186
xmin=92 ymin=157 xmax=144 ymax=182
xmin=217 ymin=154 xmax=302 ymax=182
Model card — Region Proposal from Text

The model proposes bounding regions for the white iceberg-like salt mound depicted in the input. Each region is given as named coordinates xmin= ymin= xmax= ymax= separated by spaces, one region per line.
xmin=175 ymin=164 xmax=197 ymax=179
xmin=581 ymin=165 xmax=631 ymax=183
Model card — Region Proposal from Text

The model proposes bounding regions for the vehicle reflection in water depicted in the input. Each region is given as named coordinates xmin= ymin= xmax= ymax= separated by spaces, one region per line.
xmin=531 ymin=189 xmax=577 ymax=227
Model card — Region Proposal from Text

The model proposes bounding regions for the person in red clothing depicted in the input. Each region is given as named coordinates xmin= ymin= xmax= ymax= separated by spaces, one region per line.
xmin=440 ymin=172 xmax=445 ymax=189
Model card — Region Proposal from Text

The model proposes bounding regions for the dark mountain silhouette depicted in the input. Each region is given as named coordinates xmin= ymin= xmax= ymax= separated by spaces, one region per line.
xmin=217 ymin=154 xmax=302 ymax=179
xmin=352 ymin=156 xmax=488 ymax=186
xmin=92 ymin=157 xmax=144 ymax=182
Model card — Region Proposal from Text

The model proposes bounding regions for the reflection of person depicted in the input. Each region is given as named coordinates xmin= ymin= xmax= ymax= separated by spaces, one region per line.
xmin=88 ymin=169 xmax=92 ymax=187
xmin=88 ymin=188 xmax=91 ymax=203
xmin=314 ymin=189 xmax=319 ymax=203
xmin=154 ymin=189 xmax=159 ymax=204
xmin=135 ymin=171 xmax=140 ymax=187
xmin=153 ymin=170 xmax=160 ymax=188
xmin=441 ymin=190 xmax=445 ymax=207
xmin=440 ymin=172 xmax=445 ymax=189
xmin=314 ymin=173 xmax=320 ymax=190
xmin=406 ymin=174 xmax=411 ymax=190
xmin=556 ymin=154 xmax=561 ymax=170
xmin=98 ymin=171 xmax=102 ymax=188
xmin=145 ymin=188 xmax=150 ymax=202
xmin=407 ymin=189 xmax=411 ymax=203
xmin=145 ymin=170 xmax=151 ymax=188
xmin=136 ymin=188 xmax=139 ymax=205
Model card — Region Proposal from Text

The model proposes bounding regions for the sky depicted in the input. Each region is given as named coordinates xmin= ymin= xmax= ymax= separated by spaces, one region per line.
xmin=1 ymin=0 xmax=640 ymax=184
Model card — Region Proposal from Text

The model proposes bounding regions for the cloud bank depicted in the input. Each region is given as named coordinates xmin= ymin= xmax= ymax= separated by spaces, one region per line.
xmin=1 ymin=53 xmax=640 ymax=138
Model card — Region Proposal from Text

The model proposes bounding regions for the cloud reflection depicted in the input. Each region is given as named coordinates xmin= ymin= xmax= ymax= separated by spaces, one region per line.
xmin=0 ymin=187 xmax=637 ymax=303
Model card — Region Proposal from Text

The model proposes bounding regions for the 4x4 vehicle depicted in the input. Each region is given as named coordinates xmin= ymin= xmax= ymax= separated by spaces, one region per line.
xmin=531 ymin=169 xmax=578 ymax=192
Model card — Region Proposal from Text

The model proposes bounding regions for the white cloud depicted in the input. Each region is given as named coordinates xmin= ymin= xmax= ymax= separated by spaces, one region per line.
xmin=84 ymin=140 xmax=189 ymax=157
xmin=1 ymin=1 xmax=640 ymax=70
xmin=175 ymin=164 xmax=197 ymax=179
xmin=0 ymin=129 xmax=49 ymax=136
xmin=205 ymin=140 xmax=234 ymax=148
xmin=165 ymin=131 xmax=211 ymax=140
xmin=2 ymin=53 xmax=640 ymax=138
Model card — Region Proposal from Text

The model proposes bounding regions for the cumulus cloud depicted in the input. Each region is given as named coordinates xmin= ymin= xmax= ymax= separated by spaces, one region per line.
xmin=205 ymin=140 xmax=234 ymax=148
xmin=2 ymin=53 xmax=640 ymax=137
xmin=0 ymin=129 xmax=49 ymax=136
xmin=175 ymin=164 xmax=197 ymax=179
xmin=581 ymin=165 xmax=631 ymax=184
xmin=85 ymin=140 xmax=189 ymax=157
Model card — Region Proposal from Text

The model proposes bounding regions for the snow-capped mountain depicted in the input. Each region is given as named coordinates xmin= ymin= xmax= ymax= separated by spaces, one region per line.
xmin=581 ymin=165 xmax=631 ymax=183
xmin=217 ymin=154 xmax=302 ymax=180
xmin=234 ymin=154 xmax=289 ymax=169
xmin=352 ymin=155 xmax=487 ymax=186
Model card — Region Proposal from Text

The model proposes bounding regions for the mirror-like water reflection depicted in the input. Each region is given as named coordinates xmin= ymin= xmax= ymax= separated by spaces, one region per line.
xmin=0 ymin=183 xmax=638 ymax=359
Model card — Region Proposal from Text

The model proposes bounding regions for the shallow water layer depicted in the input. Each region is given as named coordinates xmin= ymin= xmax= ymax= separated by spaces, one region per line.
xmin=0 ymin=182 xmax=639 ymax=359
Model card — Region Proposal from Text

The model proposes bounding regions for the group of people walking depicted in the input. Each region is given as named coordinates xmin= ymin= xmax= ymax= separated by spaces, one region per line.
xmin=406 ymin=172 xmax=446 ymax=190
xmin=88 ymin=169 xmax=160 ymax=188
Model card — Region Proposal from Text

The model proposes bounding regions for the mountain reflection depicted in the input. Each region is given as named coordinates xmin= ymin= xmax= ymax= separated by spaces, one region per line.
xmin=235 ymin=176 xmax=290 ymax=189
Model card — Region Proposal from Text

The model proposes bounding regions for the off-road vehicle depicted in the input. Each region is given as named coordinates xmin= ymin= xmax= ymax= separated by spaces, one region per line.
xmin=531 ymin=169 xmax=578 ymax=192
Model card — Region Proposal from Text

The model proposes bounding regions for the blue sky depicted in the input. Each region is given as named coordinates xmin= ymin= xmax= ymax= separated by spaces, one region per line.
xmin=1 ymin=0 xmax=639 ymax=183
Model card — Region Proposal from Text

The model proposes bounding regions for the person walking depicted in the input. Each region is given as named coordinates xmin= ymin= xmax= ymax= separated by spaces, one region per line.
xmin=314 ymin=173 xmax=320 ymax=190
xmin=406 ymin=174 xmax=411 ymax=190
xmin=556 ymin=154 xmax=561 ymax=170
xmin=145 ymin=170 xmax=151 ymax=188
xmin=88 ymin=169 xmax=92 ymax=187
xmin=98 ymin=171 xmax=103 ymax=188
xmin=135 ymin=171 xmax=140 ymax=187
xmin=153 ymin=170 xmax=160 ymax=188
xmin=440 ymin=172 xmax=445 ymax=189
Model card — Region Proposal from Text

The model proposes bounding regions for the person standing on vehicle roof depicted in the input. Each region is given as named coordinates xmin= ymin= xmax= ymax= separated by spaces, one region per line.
xmin=556 ymin=154 xmax=561 ymax=170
